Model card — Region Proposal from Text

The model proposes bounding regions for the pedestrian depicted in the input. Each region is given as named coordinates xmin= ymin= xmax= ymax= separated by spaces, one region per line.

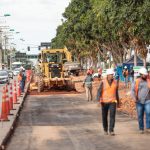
xmin=98 ymin=67 xmax=102 ymax=79
xmin=18 ymin=70 xmax=22 ymax=82
xmin=147 ymin=69 xmax=150 ymax=80
xmin=97 ymin=68 xmax=120 ymax=136
xmin=87 ymin=67 xmax=94 ymax=75
xmin=122 ymin=66 xmax=129 ymax=88
xmin=20 ymin=69 xmax=26 ymax=92
xmin=83 ymin=70 xmax=93 ymax=101
xmin=129 ymin=66 xmax=134 ymax=85
xmin=131 ymin=67 xmax=150 ymax=134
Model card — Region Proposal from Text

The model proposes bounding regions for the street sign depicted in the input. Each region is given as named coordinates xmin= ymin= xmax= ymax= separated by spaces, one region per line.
xmin=40 ymin=42 xmax=51 ymax=47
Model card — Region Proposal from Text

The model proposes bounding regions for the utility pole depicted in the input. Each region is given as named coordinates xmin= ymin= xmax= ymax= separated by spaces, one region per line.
xmin=0 ymin=29 xmax=3 ymax=69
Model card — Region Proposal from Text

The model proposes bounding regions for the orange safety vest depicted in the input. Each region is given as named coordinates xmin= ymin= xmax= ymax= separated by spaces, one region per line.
xmin=18 ymin=74 xmax=22 ymax=81
xmin=123 ymin=70 xmax=128 ymax=76
xmin=100 ymin=79 xmax=117 ymax=103
xmin=135 ymin=78 xmax=150 ymax=97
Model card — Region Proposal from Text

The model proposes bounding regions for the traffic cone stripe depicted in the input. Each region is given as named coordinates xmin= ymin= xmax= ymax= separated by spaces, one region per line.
xmin=9 ymin=83 xmax=13 ymax=110
xmin=5 ymin=85 xmax=10 ymax=115
xmin=17 ymin=80 xmax=21 ymax=97
xmin=13 ymin=80 xmax=18 ymax=104
xmin=0 ymin=87 xmax=9 ymax=121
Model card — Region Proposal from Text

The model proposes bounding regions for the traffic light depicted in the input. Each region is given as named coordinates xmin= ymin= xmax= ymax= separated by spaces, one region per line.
xmin=38 ymin=46 xmax=41 ymax=50
xmin=27 ymin=46 xmax=30 ymax=51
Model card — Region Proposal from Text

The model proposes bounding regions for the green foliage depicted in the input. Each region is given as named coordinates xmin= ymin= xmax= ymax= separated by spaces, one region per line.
xmin=51 ymin=0 xmax=150 ymax=63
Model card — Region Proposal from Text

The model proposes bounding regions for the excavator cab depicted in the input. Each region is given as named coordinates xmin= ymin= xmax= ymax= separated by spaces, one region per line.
xmin=36 ymin=48 xmax=72 ymax=92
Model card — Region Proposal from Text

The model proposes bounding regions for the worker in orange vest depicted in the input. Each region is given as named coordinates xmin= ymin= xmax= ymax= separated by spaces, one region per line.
xmin=96 ymin=68 xmax=120 ymax=136
xmin=131 ymin=67 xmax=150 ymax=134
xmin=98 ymin=67 xmax=102 ymax=78
xmin=18 ymin=71 xmax=22 ymax=82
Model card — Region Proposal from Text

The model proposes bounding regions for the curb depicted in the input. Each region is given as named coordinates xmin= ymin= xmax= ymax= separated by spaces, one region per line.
xmin=0 ymin=80 xmax=31 ymax=150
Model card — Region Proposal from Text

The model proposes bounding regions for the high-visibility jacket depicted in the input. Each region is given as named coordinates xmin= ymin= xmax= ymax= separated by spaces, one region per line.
xmin=135 ymin=78 xmax=150 ymax=97
xmin=100 ymin=79 xmax=117 ymax=103
xmin=18 ymin=74 xmax=22 ymax=81
xmin=123 ymin=69 xmax=128 ymax=77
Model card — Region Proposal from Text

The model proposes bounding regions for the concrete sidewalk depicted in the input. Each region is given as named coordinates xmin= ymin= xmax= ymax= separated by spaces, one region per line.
xmin=0 ymin=82 xmax=29 ymax=150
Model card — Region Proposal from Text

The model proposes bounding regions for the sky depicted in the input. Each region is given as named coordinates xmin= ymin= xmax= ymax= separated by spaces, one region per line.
xmin=0 ymin=0 xmax=70 ymax=54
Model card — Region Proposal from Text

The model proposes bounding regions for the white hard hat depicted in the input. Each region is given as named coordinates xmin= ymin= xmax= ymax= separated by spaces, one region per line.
xmin=139 ymin=67 xmax=148 ymax=75
xmin=106 ymin=69 xmax=115 ymax=75
xmin=124 ymin=66 xmax=127 ymax=69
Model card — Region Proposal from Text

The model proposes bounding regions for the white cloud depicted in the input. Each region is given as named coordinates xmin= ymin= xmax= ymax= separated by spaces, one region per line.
xmin=0 ymin=0 xmax=70 ymax=53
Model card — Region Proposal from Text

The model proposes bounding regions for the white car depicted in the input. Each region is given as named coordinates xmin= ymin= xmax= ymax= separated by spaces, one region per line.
xmin=13 ymin=68 xmax=21 ymax=76
xmin=0 ymin=70 xmax=10 ymax=84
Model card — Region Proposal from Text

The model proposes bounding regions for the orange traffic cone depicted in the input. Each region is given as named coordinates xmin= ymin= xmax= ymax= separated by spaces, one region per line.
xmin=13 ymin=80 xmax=18 ymax=104
xmin=5 ymin=85 xmax=10 ymax=115
xmin=17 ymin=80 xmax=21 ymax=97
xmin=9 ymin=83 xmax=13 ymax=110
xmin=0 ymin=87 xmax=9 ymax=121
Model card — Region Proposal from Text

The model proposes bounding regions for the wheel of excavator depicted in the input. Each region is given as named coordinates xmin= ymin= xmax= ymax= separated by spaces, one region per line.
xmin=38 ymin=79 xmax=44 ymax=93
xmin=65 ymin=80 xmax=75 ymax=91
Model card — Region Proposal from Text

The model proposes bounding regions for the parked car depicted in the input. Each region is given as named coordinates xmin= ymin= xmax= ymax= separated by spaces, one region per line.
xmin=0 ymin=70 xmax=10 ymax=84
xmin=13 ymin=68 xmax=21 ymax=76
xmin=8 ymin=70 xmax=13 ymax=79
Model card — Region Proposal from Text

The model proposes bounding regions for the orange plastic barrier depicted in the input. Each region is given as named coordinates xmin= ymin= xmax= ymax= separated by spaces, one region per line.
xmin=17 ymin=80 xmax=21 ymax=97
xmin=26 ymin=70 xmax=32 ymax=82
xmin=5 ymin=85 xmax=10 ymax=115
xmin=13 ymin=80 xmax=18 ymax=104
xmin=9 ymin=83 xmax=13 ymax=110
xmin=0 ymin=87 xmax=9 ymax=121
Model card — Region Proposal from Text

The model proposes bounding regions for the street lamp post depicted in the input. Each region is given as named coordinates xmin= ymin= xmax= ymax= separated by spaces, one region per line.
xmin=0 ymin=13 xmax=11 ymax=69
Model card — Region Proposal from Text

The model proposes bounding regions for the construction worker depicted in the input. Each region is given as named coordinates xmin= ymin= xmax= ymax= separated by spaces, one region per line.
xmin=131 ymin=67 xmax=150 ymax=134
xmin=98 ymin=67 xmax=102 ymax=78
xmin=97 ymin=68 xmax=120 ymax=136
xmin=20 ymin=68 xmax=26 ymax=92
xmin=147 ymin=69 xmax=150 ymax=80
xmin=87 ymin=67 xmax=94 ymax=75
xmin=129 ymin=66 xmax=134 ymax=84
xmin=18 ymin=70 xmax=22 ymax=82
xmin=123 ymin=66 xmax=129 ymax=88
xmin=83 ymin=70 xmax=93 ymax=101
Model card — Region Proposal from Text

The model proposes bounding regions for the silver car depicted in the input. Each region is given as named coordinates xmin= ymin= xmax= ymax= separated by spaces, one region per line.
xmin=13 ymin=68 xmax=21 ymax=76
xmin=0 ymin=70 xmax=10 ymax=84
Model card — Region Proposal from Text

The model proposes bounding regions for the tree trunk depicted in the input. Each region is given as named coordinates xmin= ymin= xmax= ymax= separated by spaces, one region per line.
xmin=134 ymin=49 xmax=137 ymax=66
xmin=143 ymin=58 xmax=146 ymax=67
xmin=0 ymin=48 xmax=2 ymax=69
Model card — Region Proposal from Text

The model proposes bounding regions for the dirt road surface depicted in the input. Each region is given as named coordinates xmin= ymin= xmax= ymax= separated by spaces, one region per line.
xmin=6 ymin=93 xmax=150 ymax=150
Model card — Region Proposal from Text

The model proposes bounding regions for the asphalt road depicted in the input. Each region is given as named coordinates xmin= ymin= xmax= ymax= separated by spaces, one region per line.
xmin=6 ymin=93 xmax=150 ymax=150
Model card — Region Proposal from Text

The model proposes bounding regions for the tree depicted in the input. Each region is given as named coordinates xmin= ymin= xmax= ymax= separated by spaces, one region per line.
xmin=51 ymin=0 xmax=150 ymax=67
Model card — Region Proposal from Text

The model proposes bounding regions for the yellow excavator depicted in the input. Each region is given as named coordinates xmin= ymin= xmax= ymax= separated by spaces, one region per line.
xmin=32 ymin=47 xmax=81 ymax=92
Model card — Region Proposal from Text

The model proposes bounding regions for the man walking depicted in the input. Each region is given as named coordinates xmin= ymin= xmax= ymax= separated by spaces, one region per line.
xmin=97 ymin=69 xmax=120 ymax=136
xmin=131 ymin=67 xmax=150 ymax=134
xmin=83 ymin=71 xmax=93 ymax=101
xmin=123 ymin=66 xmax=129 ymax=88
xmin=129 ymin=66 xmax=134 ymax=85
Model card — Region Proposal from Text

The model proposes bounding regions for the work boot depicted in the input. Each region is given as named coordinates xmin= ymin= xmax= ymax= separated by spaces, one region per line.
xmin=139 ymin=130 xmax=144 ymax=134
xmin=109 ymin=131 xmax=115 ymax=136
